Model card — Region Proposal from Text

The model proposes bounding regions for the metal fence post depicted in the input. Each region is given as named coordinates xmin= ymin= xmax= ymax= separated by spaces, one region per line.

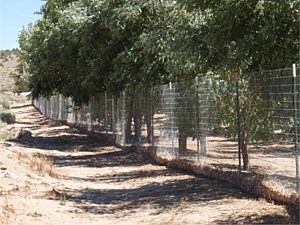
xmin=236 ymin=80 xmax=242 ymax=172
xmin=105 ymin=92 xmax=108 ymax=138
xmin=293 ymin=63 xmax=300 ymax=193
xmin=58 ymin=95 xmax=62 ymax=120
xmin=88 ymin=97 xmax=92 ymax=131
xmin=169 ymin=82 xmax=175 ymax=155
xmin=112 ymin=96 xmax=116 ymax=142
xmin=196 ymin=77 xmax=200 ymax=162
xmin=151 ymin=88 xmax=154 ymax=147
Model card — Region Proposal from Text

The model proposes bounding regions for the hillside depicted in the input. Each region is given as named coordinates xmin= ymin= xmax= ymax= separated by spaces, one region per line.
xmin=0 ymin=51 xmax=29 ymax=111
xmin=0 ymin=52 xmax=19 ymax=92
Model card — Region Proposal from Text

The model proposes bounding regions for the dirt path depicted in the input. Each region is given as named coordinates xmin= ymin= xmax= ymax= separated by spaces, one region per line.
xmin=0 ymin=105 xmax=297 ymax=224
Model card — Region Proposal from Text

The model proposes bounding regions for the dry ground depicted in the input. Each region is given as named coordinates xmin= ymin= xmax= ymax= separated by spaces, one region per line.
xmin=0 ymin=105 xmax=298 ymax=224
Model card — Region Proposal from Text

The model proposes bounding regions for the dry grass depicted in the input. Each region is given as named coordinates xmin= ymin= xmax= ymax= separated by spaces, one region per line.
xmin=29 ymin=153 xmax=57 ymax=177
xmin=146 ymin=147 xmax=300 ymax=209
xmin=163 ymin=196 xmax=188 ymax=225
xmin=0 ymin=92 xmax=29 ymax=110
xmin=1 ymin=192 xmax=15 ymax=225
xmin=16 ymin=151 xmax=59 ymax=178
xmin=44 ymin=188 xmax=67 ymax=205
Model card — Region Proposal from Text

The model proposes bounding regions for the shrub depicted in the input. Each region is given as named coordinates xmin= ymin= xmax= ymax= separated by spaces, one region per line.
xmin=0 ymin=99 xmax=10 ymax=110
xmin=0 ymin=112 xmax=16 ymax=124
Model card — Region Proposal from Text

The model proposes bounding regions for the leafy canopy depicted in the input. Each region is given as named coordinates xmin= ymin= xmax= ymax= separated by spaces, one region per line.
xmin=17 ymin=0 xmax=299 ymax=105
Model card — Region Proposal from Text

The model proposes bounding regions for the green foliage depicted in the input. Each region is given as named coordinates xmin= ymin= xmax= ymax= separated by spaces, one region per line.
xmin=212 ymin=75 xmax=273 ymax=142
xmin=174 ymin=0 xmax=299 ymax=168
xmin=18 ymin=0 xmax=300 ymax=98
xmin=18 ymin=0 xmax=180 ymax=104
xmin=18 ymin=0 xmax=299 ymax=147
xmin=0 ymin=131 xmax=12 ymax=141
xmin=183 ymin=0 xmax=299 ymax=74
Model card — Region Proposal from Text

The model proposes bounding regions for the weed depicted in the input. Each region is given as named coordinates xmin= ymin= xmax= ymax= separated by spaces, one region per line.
xmin=60 ymin=194 xmax=66 ymax=205
xmin=15 ymin=150 xmax=59 ymax=178
xmin=0 ymin=131 xmax=12 ymax=141
xmin=44 ymin=188 xmax=67 ymax=205
xmin=29 ymin=153 xmax=58 ymax=177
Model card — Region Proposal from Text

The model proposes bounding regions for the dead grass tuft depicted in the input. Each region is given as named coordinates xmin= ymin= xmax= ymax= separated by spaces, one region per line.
xmin=162 ymin=197 xmax=188 ymax=225
xmin=44 ymin=188 xmax=67 ymax=205
xmin=29 ymin=153 xmax=58 ymax=178
xmin=29 ymin=154 xmax=59 ymax=178
xmin=1 ymin=192 xmax=15 ymax=225
xmin=15 ymin=150 xmax=59 ymax=178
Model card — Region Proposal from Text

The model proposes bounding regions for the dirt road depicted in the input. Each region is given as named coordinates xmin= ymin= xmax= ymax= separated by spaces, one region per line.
xmin=0 ymin=105 xmax=297 ymax=224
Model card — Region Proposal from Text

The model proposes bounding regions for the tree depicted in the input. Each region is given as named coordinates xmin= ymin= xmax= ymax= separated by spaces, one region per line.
xmin=178 ymin=0 xmax=299 ymax=170
xmin=18 ymin=0 xmax=299 ymax=168
xmin=18 ymin=0 xmax=95 ymax=105
xmin=18 ymin=0 xmax=179 ymax=143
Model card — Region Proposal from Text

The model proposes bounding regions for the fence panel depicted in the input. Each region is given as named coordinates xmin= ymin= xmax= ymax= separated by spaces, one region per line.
xmin=240 ymin=68 xmax=299 ymax=195
xmin=32 ymin=67 xmax=300 ymax=196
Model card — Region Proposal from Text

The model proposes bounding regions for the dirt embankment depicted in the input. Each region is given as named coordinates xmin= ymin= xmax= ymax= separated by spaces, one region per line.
xmin=0 ymin=105 xmax=298 ymax=224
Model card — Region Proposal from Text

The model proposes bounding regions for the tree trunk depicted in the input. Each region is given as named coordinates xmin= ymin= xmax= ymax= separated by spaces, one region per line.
xmin=144 ymin=92 xmax=153 ymax=143
xmin=178 ymin=129 xmax=187 ymax=154
xmin=133 ymin=115 xmax=141 ymax=144
xmin=241 ymin=133 xmax=249 ymax=170
xmin=133 ymin=96 xmax=142 ymax=144
xmin=145 ymin=110 xmax=152 ymax=143
xmin=125 ymin=96 xmax=133 ymax=144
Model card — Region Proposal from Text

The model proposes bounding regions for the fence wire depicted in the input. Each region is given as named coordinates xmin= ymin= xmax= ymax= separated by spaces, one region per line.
xmin=241 ymin=68 xmax=300 ymax=193
xmin=33 ymin=66 xmax=300 ymax=197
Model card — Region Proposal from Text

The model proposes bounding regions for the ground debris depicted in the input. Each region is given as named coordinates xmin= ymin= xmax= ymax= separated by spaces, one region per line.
xmin=0 ymin=165 xmax=7 ymax=170
xmin=44 ymin=188 xmax=66 ymax=200
xmin=0 ymin=141 xmax=12 ymax=147
xmin=17 ymin=129 xmax=32 ymax=140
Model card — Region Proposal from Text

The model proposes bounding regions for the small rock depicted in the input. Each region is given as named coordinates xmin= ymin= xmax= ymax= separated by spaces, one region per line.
xmin=0 ymin=166 xmax=7 ymax=170
xmin=4 ymin=172 xmax=19 ymax=180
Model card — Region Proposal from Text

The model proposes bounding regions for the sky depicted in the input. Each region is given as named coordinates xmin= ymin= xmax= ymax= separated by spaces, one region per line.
xmin=0 ymin=0 xmax=45 ymax=50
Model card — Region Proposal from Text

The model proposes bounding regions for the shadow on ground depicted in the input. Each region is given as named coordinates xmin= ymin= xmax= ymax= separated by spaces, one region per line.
xmin=67 ymin=177 xmax=242 ymax=213
xmin=8 ymin=105 xmax=299 ymax=224
xmin=52 ymin=148 xmax=154 ymax=168
xmin=64 ymin=168 xmax=296 ymax=224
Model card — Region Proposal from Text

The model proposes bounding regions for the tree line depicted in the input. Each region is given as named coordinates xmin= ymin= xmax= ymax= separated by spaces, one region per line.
xmin=17 ymin=0 xmax=299 ymax=103
xmin=0 ymin=49 xmax=20 ymax=61
xmin=17 ymin=0 xmax=299 ymax=170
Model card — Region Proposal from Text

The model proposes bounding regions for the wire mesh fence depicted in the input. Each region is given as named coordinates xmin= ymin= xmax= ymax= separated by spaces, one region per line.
xmin=32 ymin=66 xmax=300 ymax=197
xmin=240 ymin=67 xmax=300 ymax=194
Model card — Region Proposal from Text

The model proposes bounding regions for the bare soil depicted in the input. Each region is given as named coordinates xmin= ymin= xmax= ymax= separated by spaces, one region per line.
xmin=0 ymin=105 xmax=298 ymax=224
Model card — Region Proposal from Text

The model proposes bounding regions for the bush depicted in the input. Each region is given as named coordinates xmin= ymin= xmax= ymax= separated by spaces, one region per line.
xmin=0 ymin=112 xmax=16 ymax=124
xmin=0 ymin=99 xmax=10 ymax=110
xmin=0 ymin=131 xmax=12 ymax=141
